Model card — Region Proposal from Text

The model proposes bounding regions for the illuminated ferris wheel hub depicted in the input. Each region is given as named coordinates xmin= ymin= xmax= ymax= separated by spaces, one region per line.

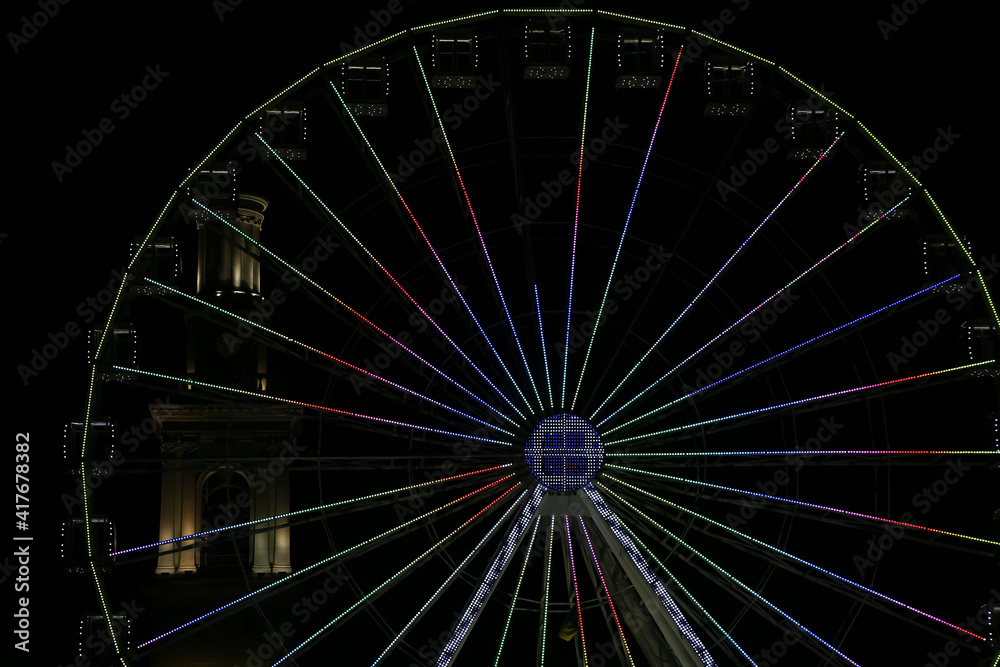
xmin=524 ymin=413 xmax=604 ymax=492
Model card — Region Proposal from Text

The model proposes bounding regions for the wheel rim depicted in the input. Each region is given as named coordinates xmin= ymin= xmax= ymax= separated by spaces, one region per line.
xmin=75 ymin=9 xmax=1000 ymax=666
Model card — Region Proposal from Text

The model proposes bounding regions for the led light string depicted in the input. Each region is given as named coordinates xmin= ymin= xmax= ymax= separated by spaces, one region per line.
xmin=603 ymin=272 xmax=961 ymax=436
xmin=571 ymin=44 xmax=685 ymax=412
xmin=253 ymin=136 xmax=530 ymax=421
xmin=596 ymin=196 xmax=910 ymax=428
xmin=113 ymin=464 xmax=512 ymax=557
xmin=138 ymin=476 xmax=516 ymax=649
xmin=605 ymin=475 xmax=987 ymax=641
xmin=598 ymin=483 xmax=859 ymax=667
xmin=190 ymin=199 xmax=517 ymax=428
xmin=413 ymin=46 xmax=544 ymax=413
xmin=113 ymin=366 xmax=516 ymax=448
xmin=606 ymin=360 xmax=995 ymax=447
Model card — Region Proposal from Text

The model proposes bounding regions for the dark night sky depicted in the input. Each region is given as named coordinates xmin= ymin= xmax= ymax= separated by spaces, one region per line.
xmin=5 ymin=1 xmax=998 ymax=665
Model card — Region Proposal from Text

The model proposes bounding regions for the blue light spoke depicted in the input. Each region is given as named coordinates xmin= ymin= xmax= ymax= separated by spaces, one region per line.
xmin=602 ymin=273 xmax=962 ymax=435
xmin=621 ymin=523 xmax=754 ymax=665
xmin=272 ymin=485 xmax=523 ymax=666
xmin=535 ymin=285 xmax=555 ymax=411
xmin=138 ymin=476 xmax=517 ymax=649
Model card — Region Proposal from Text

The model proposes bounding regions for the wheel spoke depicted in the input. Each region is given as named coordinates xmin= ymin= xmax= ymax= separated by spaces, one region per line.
xmin=602 ymin=273 xmax=963 ymax=436
xmin=604 ymin=475 xmax=987 ymax=640
xmin=572 ymin=45 xmax=684 ymax=412
xmin=603 ymin=360 xmax=995 ymax=447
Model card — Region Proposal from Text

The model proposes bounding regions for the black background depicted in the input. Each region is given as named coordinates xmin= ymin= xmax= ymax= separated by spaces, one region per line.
xmin=5 ymin=0 xmax=997 ymax=665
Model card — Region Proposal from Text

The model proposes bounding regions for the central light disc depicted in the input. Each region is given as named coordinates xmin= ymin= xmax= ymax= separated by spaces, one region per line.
xmin=525 ymin=414 xmax=604 ymax=491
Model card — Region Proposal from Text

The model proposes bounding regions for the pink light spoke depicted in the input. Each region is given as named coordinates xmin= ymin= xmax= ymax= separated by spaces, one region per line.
xmin=114 ymin=366 xmax=517 ymax=447
xmin=536 ymin=285 xmax=555 ymax=411
xmin=112 ymin=465 xmax=513 ymax=557
xmin=137 ymin=476 xmax=518 ymax=650
xmin=578 ymin=517 xmax=635 ymax=666
xmin=564 ymin=515 xmax=588 ymax=665
xmin=599 ymin=484 xmax=860 ymax=667
xmin=145 ymin=277 xmax=515 ymax=437
xmin=255 ymin=133 xmax=529 ymax=421
xmin=271 ymin=485 xmax=523 ymax=667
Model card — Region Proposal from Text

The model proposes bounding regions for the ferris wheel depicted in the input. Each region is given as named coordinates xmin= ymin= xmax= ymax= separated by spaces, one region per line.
xmin=70 ymin=8 xmax=1000 ymax=667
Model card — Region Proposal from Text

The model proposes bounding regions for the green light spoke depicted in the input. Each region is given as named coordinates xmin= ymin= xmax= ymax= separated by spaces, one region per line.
xmin=112 ymin=366 xmax=517 ymax=447
xmin=589 ymin=132 xmax=843 ymax=422
xmin=138 ymin=478 xmax=518 ymax=650
xmin=113 ymin=464 xmax=514 ymax=557
xmin=561 ymin=26 xmax=596 ymax=411
xmin=318 ymin=86 xmax=534 ymax=418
